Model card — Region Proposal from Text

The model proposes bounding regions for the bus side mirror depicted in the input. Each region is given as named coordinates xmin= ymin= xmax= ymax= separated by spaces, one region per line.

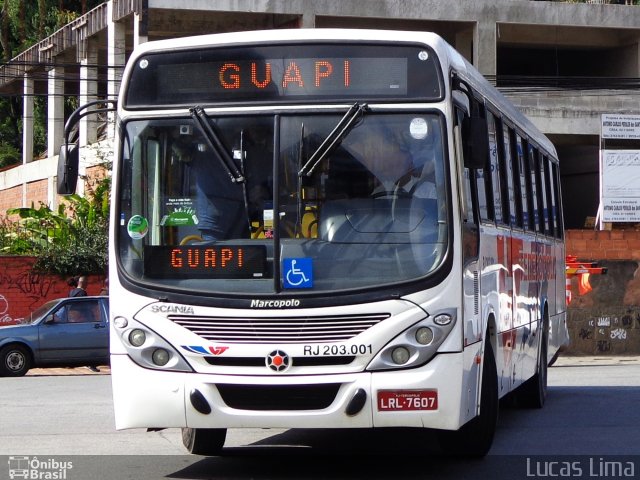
xmin=57 ymin=143 xmax=79 ymax=194
xmin=462 ymin=115 xmax=489 ymax=170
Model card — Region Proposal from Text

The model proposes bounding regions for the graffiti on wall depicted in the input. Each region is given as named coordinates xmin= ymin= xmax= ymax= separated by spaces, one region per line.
xmin=0 ymin=260 xmax=66 ymax=325
xmin=0 ymin=294 xmax=20 ymax=325
xmin=565 ymin=260 xmax=640 ymax=355
xmin=0 ymin=268 xmax=58 ymax=301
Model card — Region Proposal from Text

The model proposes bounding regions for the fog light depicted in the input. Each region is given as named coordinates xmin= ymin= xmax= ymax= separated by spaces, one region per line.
xmin=129 ymin=329 xmax=146 ymax=347
xmin=152 ymin=348 xmax=170 ymax=366
xmin=415 ymin=327 xmax=434 ymax=345
xmin=391 ymin=346 xmax=410 ymax=365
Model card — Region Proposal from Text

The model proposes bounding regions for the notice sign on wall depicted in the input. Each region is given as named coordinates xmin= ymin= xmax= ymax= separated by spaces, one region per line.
xmin=601 ymin=150 xmax=640 ymax=222
xmin=600 ymin=114 xmax=640 ymax=223
xmin=601 ymin=114 xmax=640 ymax=140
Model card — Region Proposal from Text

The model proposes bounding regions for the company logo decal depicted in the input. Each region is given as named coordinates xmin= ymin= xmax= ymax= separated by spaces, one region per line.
xmin=151 ymin=304 xmax=195 ymax=314
xmin=181 ymin=345 xmax=229 ymax=355
xmin=266 ymin=349 xmax=291 ymax=372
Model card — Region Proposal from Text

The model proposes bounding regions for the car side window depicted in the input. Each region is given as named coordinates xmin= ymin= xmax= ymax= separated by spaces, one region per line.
xmin=52 ymin=306 xmax=69 ymax=323
xmin=66 ymin=300 xmax=103 ymax=324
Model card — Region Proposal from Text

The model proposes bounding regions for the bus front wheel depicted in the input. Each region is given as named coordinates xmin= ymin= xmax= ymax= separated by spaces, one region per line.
xmin=437 ymin=342 xmax=498 ymax=457
xmin=181 ymin=427 xmax=227 ymax=456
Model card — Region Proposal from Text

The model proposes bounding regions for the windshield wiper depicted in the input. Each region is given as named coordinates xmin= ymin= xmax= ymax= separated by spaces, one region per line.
xmin=298 ymin=102 xmax=368 ymax=177
xmin=190 ymin=106 xmax=245 ymax=183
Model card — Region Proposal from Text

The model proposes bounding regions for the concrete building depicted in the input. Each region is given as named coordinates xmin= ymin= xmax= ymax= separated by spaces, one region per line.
xmin=2 ymin=0 xmax=640 ymax=227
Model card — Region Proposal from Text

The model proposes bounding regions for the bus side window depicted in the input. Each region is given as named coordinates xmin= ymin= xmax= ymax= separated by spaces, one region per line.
xmin=486 ymin=110 xmax=503 ymax=224
xmin=500 ymin=121 xmax=518 ymax=227
xmin=551 ymin=162 xmax=564 ymax=239
xmin=468 ymin=99 xmax=492 ymax=223
xmin=520 ymin=137 xmax=535 ymax=231
xmin=509 ymin=128 xmax=524 ymax=229
xmin=454 ymin=103 xmax=479 ymax=261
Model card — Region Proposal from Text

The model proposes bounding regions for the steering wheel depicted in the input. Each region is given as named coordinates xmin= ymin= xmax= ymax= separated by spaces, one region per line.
xmin=371 ymin=188 xmax=412 ymax=199
xmin=179 ymin=234 xmax=203 ymax=245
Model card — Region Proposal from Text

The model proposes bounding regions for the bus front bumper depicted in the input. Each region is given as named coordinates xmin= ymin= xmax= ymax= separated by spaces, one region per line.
xmin=111 ymin=349 xmax=476 ymax=432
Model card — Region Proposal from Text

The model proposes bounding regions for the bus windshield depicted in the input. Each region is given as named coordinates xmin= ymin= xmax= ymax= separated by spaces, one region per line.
xmin=117 ymin=110 xmax=448 ymax=294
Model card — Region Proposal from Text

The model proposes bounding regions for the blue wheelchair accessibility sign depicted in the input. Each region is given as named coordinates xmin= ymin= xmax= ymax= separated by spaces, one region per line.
xmin=283 ymin=258 xmax=313 ymax=289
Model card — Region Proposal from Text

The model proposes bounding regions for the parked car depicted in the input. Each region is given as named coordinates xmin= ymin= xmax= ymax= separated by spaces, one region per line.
xmin=0 ymin=296 xmax=109 ymax=377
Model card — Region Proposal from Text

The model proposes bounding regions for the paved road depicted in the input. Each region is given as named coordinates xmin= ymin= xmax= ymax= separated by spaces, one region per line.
xmin=2 ymin=355 xmax=638 ymax=480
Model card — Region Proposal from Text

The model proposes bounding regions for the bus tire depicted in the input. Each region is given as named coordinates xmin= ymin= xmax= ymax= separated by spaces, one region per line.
xmin=548 ymin=350 xmax=560 ymax=367
xmin=181 ymin=427 xmax=227 ymax=456
xmin=437 ymin=341 xmax=498 ymax=457
xmin=515 ymin=327 xmax=548 ymax=409
xmin=0 ymin=344 xmax=31 ymax=377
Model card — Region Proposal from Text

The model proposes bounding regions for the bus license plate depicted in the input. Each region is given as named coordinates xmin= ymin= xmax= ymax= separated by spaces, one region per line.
xmin=377 ymin=390 xmax=438 ymax=411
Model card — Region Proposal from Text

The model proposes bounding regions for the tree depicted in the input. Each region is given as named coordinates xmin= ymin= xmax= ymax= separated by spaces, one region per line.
xmin=0 ymin=0 xmax=104 ymax=169
xmin=1 ymin=174 xmax=110 ymax=276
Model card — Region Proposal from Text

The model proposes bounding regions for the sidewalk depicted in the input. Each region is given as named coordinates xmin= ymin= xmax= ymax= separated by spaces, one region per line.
xmin=26 ymin=365 xmax=111 ymax=376
xmin=552 ymin=354 xmax=640 ymax=366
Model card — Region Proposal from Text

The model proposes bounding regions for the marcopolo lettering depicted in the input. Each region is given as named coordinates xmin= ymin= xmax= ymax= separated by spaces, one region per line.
xmin=250 ymin=299 xmax=301 ymax=308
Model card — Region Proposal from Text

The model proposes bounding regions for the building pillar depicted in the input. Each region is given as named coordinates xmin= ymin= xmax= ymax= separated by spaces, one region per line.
xmin=47 ymin=66 xmax=64 ymax=160
xmin=22 ymin=74 xmax=34 ymax=165
xmin=107 ymin=0 xmax=126 ymax=139
xmin=134 ymin=0 xmax=148 ymax=47
xmin=300 ymin=4 xmax=316 ymax=28
xmin=475 ymin=20 xmax=496 ymax=77
xmin=79 ymin=37 xmax=98 ymax=147
xmin=454 ymin=29 xmax=474 ymax=65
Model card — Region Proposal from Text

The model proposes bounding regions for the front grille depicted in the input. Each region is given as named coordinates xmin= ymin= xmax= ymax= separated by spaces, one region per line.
xmin=216 ymin=383 xmax=341 ymax=410
xmin=169 ymin=312 xmax=389 ymax=343
xmin=204 ymin=355 xmax=355 ymax=367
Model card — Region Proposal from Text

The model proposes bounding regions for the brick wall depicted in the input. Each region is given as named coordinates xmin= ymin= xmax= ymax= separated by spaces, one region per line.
xmin=566 ymin=229 xmax=640 ymax=261
xmin=0 ymin=256 xmax=104 ymax=326
xmin=565 ymin=229 xmax=640 ymax=355
xmin=0 ymin=185 xmax=23 ymax=220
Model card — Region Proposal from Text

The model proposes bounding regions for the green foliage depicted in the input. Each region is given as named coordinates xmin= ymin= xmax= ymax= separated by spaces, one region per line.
xmin=0 ymin=142 xmax=20 ymax=168
xmin=1 ymin=175 xmax=110 ymax=276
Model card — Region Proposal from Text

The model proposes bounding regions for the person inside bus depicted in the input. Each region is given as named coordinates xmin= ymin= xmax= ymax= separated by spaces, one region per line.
xmin=189 ymin=141 xmax=249 ymax=242
xmin=342 ymin=117 xmax=438 ymax=199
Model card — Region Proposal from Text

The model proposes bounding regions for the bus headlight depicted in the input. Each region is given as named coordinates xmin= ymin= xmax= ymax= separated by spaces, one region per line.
xmin=114 ymin=317 xmax=192 ymax=372
xmin=367 ymin=308 xmax=456 ymax=371
xmin=415 ymin=327 xmax=434 ymax=345
xmin=391 ymin=347 xmax=411 ymax=365
xmin=129 ymin=329 xmax=146 ymax=347
xmin=152 ymin=348 xmax=170 ymax=366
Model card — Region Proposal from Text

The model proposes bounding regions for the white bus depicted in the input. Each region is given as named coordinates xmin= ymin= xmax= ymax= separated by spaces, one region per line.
xmin=58 ymin=28 xmax=568 ymax=457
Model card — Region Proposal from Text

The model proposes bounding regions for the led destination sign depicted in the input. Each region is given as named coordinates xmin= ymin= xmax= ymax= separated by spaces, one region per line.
xmin=125 ymin=44 xmax=442 ymax=106
xmin=157 ymin=57 xmax=407 ymax=97
xmin=143 ymin=245 xmax=267 ymax=279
